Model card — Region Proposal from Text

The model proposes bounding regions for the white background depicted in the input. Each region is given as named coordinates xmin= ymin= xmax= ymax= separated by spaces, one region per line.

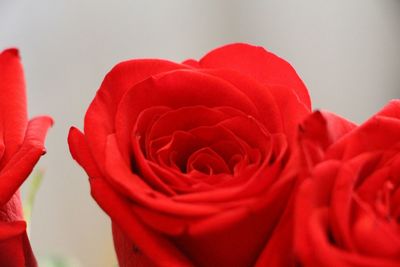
xmin=1 ymin=1 xmax=399 ymax=266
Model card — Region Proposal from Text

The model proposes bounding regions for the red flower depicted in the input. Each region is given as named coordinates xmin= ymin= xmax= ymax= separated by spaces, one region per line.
xmin=295 ymin=100 xmax=400 ymax=267
xmin=68 ymin=43 xmax=311 ymax=266
xmin=0 ymin=49 xmax=53 ymax=267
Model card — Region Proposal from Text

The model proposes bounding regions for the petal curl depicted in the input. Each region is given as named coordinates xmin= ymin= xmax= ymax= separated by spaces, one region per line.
xmin=0 ymin=116 xmax=52 ymax=205
xmin=299 ymin=111 xmax=356 ymax=168
xmin=84 ymin=60 xmax=187 ymax=172
xmin=327 ymin=102 xmax=400 ymax=160
xmin=115 ymin=69 xmax=259 ymax=161
xmin=197 ymin=43 xmax=311 ymax=109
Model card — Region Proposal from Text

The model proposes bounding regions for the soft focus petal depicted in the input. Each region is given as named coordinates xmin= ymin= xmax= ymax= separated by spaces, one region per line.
xmin=0 ymin=193 xmax=23 ymax=223
xmin=0 ymin=221 xmax=36 ymax=267
xmin=374 ymin=99 xmax=400 ymax=118
xmin=68 ymin=127 xmax=103 ymax=179
xmin=327 ymin=102 xmax=400 ymax=160
xmin=0 ymin=116 xmax=53 ymax=205
xmin=0 ymin=49 xmax=28 ymax=167
xmin=299 ymin=111 xmax=356 ymax=168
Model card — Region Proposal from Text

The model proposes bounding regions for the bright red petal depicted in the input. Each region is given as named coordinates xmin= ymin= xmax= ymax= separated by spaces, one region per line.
xmin=299 ymin=111 xmax=356 ymax=168
xmin=0 ymin=116 xmax=52 ymax=205
xmin=84 ymin=60 xmax=187 ymax=173
xmin=0 ymin=221 xmax=37 ymax=267
xmin=0 ymin=49 xmax=28 ymax=168
xmin=198 ymin=43 xmax=311 ymax=109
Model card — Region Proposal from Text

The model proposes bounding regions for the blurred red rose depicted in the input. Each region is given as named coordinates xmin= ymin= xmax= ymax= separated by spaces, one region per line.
xmin=68 ymin=43 xmax=311 ymax=266
xmin=0 ymin=49 xmax=53 ymax=267
xmin=295 ymin=100 xmax=400 ymax=267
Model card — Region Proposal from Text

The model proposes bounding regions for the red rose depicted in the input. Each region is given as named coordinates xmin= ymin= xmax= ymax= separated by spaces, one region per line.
xmin=295 ymin=100 xmax=400 ymax=267
xmin=68 ymin=43 xmax=311 ymax=266
xmin=0 ymin=49 xmax=53 ymax=267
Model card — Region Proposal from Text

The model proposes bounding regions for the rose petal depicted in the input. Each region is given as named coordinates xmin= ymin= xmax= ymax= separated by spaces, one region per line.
xmin=0 ymin=49 xmax=28 ymax=167
xmin=201 ymin=69 xmax=283 ymax=133
xmin=0 ymin=192 xmax=23 ymax=222
xmin=145 ymin=106 xmax=235 ymax=144
xmin=0 ymin=116 xmax=53 ymax=205
xmin=327 ymin=102 xmax=400 ymax=160
xmin=374 ymin=99 xmax=400 ymax=118
xmin=0 ymin=221 xmax=36 ymax=267
xmin=299 ymin=110 xmax=357 ymax=168
xmin=84 ymin=59 xmax=187 ymax=173
xmin=105 ymin=134 xmax=219 ymax=216
xmin=90 ymin=177 xmax=193 ymax=267
xmin=197 ymin=43 xmax=311 ymax=109
xmin=115 ymin=69 xmax=259 ymax=161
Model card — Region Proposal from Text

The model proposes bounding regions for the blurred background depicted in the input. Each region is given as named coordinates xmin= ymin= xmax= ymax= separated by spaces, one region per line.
xmin=1 ymin=0 xmax=399 ymax=266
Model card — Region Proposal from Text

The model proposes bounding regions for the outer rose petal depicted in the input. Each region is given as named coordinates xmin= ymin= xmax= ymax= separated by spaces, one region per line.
xmin=112 ymin=224 xmax=157 ymax=267
xmin=0 ymin=193 xmax=23 ymax=223
xmin=0 ymin=221 xmax=25 ymax=240
xmin=0 ymin=116 xmax=53 ymax=205
xmin=374 ymin=99 xmax=400 ymax=118
xmin=298 ymin=111 xmax=356 ymax=168
xmin=90 ymin=178 xmax=193 ymax=267
xmin=327 ymin=101 xmax=400 ymax=160
xmin=268 ymin=85 xmax=310 ymax=140
xmin=177 ymin=170 xmax=297 ymax=267
xmin=68 ymin=127 xmax=103 ymax=179
xmin=199 ymin=69 xmax=283 ymax=133
xmin=254 ymin=189 xmax=297 ymax=267
xmin=0 ymin=221 xmax=36 ymax=267
xmin=68 ymin=128 xmax=193 ymax=267
xmin=193 ymin=43 xmax=311 ymax=110
xmin=0 ymin=49 xmax=28 ymax=167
